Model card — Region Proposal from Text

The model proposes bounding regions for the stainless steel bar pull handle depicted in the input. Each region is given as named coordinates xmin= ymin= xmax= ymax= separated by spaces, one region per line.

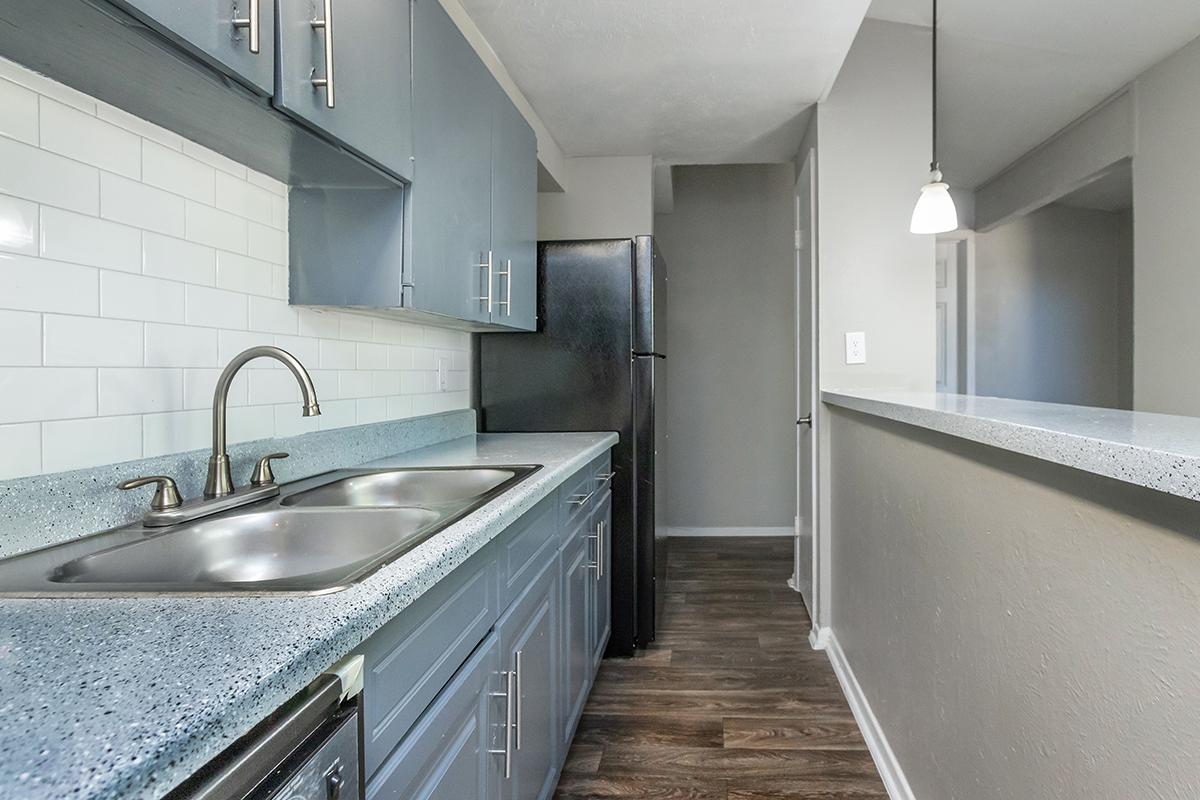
xmin=488 ymin=669 xmax=515 ymax=779
xmin=474 ymin=251 xmax=494 ymax=314
xmin=598 ymin=521 xmax=605 ymax=579
xmin=496 ymin=259 xmax=512 ymax=315
xmin=310 ymin=0 xmax=335 ymax=108
xmin=567 ymin=491 xmax=593 ymax=507
xmin=232 ymin=0 xmax=261 ymax=54
xmin=514 ymin=650 xmax=524 ymax=750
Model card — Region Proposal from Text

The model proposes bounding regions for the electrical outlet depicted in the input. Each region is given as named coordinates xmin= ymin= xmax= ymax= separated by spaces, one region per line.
xmin=436 ymin=357 xmax=449 ymax=392
xmin=845 ymin=332 xmax=866 ymax=365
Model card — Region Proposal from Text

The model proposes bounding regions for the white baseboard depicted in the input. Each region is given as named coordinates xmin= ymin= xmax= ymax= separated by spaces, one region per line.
xmin=823 ymin=630 xmax=915 ymax=800
xmin=665 ymin=526 xmax=794 ymax=538
xmin=808 ymin=625 xmax=830 ymax=650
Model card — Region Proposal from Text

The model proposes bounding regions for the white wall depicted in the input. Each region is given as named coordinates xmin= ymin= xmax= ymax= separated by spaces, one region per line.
xmin=537 ymin=156 xmax=654 ymax=240
xmin=815 ymin=19 xmax=936 ymax=395
xmin=828 ymin=407 xmax=1200 ymax=799
xmin=0 ymin=58 xmax=471 ymax=480
xmin=1133 ymin=34 xmax=1200 ymax=416
xmin=654 ymin=164 xmax=796 ymax=531
xmin=975 ymin=204 xmax=1133 ymax=409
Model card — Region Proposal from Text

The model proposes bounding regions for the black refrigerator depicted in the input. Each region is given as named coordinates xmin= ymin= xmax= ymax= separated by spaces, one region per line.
xmin=478 ymin=236 xmax=667 ymax=656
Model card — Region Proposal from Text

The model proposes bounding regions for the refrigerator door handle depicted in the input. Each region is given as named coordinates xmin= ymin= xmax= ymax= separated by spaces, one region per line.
xmin=632 ymin=352 xmax=667 ymax=360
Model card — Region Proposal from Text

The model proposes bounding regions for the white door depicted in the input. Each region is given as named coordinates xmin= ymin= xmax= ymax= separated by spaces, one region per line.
xmin=935 ymin=239 xmax=959 ymax=393
xmin=792 ymin=151 xmax=817 ymax=614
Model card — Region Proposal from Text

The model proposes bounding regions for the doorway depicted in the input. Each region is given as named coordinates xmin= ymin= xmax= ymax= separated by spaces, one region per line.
xmin=791 ymin=149 xmax=818 ymax=615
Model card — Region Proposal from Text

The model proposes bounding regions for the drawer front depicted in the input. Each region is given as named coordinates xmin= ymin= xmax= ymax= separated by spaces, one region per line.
xmin=499 ymin=494 xmax=559 ymax=609
xmin=361 ymin=544 xmax=499 ymax=777
xmin=366 ymin=631 xmax=501 ymax=800
xmin=559 ymin=452 xmax=613 ymax=534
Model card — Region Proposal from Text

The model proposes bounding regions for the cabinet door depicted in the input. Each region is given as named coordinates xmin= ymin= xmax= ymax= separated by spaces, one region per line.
xmin=409 ymin=0 xmax=494 ymax=323
xmin=366 ymin=631 xmax=502 ymax=800
xmin=497 ymin=557 xmax=558 ymax=800
xmin=275 ymin=0 xmax=413 ymax=180
xmin=591 ymin=491 xmax=613 ymax=668
xmin=109 ymin=0 xmax=275 ymax=95
xmin=489 ymin=89 xmax=538 ymax=331
xmin=559 ymin=532 xmax=592 ymax=749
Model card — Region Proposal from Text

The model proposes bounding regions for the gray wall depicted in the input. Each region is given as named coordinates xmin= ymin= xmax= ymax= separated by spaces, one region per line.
xmin=829 ymin=407 xmax=1200 ymax=799
xmin=654 ymin=164 xmax=796 ymax=530
xmin=537 ymin=156 xmax=654 ymax=240
xmin=1134 ymin=34 xmax=1200 ymax=415
xmin=975 ymin=203 xmax=1133 ymax=409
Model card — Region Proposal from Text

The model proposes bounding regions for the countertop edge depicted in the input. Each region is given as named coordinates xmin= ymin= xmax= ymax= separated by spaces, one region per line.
xmin=822 ymin=390 xmax=1200 ymax=502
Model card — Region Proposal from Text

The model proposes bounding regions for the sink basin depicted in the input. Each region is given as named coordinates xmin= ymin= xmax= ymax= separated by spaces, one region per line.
xmin=0 ymin=464 xmax=541 ymax=597
xmin=282 ymin=468 xmax=518 ymax=508
xmin=50 ymin=508 xmax=441 ymax=592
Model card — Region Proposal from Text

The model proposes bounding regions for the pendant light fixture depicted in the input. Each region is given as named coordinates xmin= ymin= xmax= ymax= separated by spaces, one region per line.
xmin=910 ymin=0 xmax=958 ymax=234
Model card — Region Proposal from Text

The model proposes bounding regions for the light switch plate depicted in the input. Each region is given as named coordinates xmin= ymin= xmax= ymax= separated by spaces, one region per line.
xmin=845 ymin=332 xmax=866 ymax=364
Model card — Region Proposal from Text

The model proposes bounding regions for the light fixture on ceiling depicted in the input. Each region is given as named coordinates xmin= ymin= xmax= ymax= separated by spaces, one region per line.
xmin=910 ymin=0 xmax=958 ymax=235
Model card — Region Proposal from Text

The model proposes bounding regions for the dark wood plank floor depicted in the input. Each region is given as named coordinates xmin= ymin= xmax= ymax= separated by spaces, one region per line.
xmin=554 ymin=537 xmax=887 ymax=800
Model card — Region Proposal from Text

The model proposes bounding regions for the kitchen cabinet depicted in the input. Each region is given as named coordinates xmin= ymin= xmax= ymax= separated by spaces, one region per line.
xmin=107 ymin=0 xmax=276 ymax=97
xmin=275 ymin=0 xmax=413 ymax=181
xmin=590 ymin=489 xmax=613 ymax=668
xmin=366 ymin=631 xmax=501 ymax=800
xmin=559 ymin=529 xmax=593 ymax=750
xmin=497 ymin=556 xmax=560 ymax=800
xmin=489 ymin=88 xmax=539 ymax=330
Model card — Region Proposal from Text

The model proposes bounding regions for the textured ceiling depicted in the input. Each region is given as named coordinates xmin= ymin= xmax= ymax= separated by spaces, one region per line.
xmin=456 ymin=0 xmax=871 ymax=164
xmin=868 ymin=0 xmax=1200 ymax=189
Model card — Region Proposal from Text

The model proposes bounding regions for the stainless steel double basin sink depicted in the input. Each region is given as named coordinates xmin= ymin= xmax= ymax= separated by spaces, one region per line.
xmin=0 ymin=466 xmax=540 ymax=597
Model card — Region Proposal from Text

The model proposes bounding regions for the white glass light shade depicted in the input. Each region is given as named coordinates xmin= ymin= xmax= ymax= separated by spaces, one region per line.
xmin=910 ymin=171 xmax=958 ymax=234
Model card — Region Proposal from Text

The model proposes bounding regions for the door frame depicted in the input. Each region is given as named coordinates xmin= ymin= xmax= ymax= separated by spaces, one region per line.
xmin=936 ymin=230 xmax=977 ymax=395
xmin=790 ymin=148 xmax=819 ymax=622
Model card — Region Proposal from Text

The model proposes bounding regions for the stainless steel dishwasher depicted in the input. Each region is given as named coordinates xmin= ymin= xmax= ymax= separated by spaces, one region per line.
xmin=166 ymin=656 xmax=365 ymax=800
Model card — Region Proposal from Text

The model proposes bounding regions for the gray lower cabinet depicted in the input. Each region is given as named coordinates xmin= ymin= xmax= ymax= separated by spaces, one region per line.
xmin=107 ymin=0 xmax=276 ymax=96
xmin=590 ymin=490 xmax=613 ymax=668
xmin=366 ymin=632 xmax=501 ymax=799
xmin=359 ymin=451 xmax=613 ymax=800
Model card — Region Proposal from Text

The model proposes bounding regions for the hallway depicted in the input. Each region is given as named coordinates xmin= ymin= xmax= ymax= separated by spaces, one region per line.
xmin=554 ymin=537 xmax=887 ymax=799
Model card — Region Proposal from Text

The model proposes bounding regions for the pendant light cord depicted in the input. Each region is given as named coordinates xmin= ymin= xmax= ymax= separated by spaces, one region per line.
xmin=931 ymin=0 xmax=938 ymax=173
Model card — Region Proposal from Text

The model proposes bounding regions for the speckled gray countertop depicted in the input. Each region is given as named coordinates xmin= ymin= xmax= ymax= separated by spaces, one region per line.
xmin=823 ymin=389 xmax=1200 ymax=501
xmin=0 ymin=431 xmax=617 ymax=800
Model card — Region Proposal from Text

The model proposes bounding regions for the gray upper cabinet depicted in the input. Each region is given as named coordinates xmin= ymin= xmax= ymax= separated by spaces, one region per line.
xmin=275 ymin=0 xmax=414 ymax=181
xmin=490 ymin=90 xmax=539 ymax=331
xmin=108 ymin=0 xmax=276 ymax=96
xmin=408 ymin=0 xmax=494 ymax=324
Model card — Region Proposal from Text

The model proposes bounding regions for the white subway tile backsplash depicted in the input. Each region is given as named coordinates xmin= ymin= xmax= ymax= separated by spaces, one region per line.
xmin=98 ymin=368 xmax=183 ymax=415
xmin=356 ymin=397 xmax=387 ymax=425
xmin=0 ymin=368 xmax=97 ymax=424
xmin=0 ymin=59 xmax=471 ymax=481
xmin=0 ymin=254 xmax=98 ymax=315
xmin=214 ymin=172 xmax=273 ymax=225
xmin=100 ymin=271 xmax=185 ymax=323
xmin=0 ymin=195 xmax=38 ymax=255
xmin=216 ymin=251 xmax=273 ymax=296
xmin=0 ymin=422 xmax=41 ymax=479
xmin=339 ymin=313 xmax=374 ymax=342
xmin=0 ymin=136 xmax=99 ymax=215
xmin=319 ymin=339 xmax=356 ymax=370
xmin=186 ymin=201 xmax=247 ymax=253
xmin=101 ymin=172 xmax=185 ymax=236
xmin=143 ymin=232 xmax=215 ymax=286
xmin=247 ymin=296 xmax=296 ymax=335
xmin=143 ymin=409 xmax=207 ymax=458
xmin=0 ymin=310 xmax=41 ymax=366
xmin=40 ymin=207 xmax=141 ymax=272
xmin=43 ymin=315 xmax=143 ymax=367
xmin=143 ymin=140 xmax=215 ymax=204
xmin=356 ymin=342 xmax=388 ymax=370
xmin=185 ymin=285 xmax=248 ymax=330
xmin=144 ymin=323 xmax=217 ymax=368
xmin=42 ymin=415 xmax=142 ymax=472
xmin=247 ymin=222 xmax=285 ymax=264
xmin=39 ymin=99 xmax=141 ymax=179
xmin=0 ymin=78 xmax=38 ymax=144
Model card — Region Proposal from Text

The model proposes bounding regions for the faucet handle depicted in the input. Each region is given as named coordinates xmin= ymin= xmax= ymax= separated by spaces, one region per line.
xmin=250 ymin=452 xmax=289 ymax=487
xmin=118 ymin=476 xmax=183 ymax=511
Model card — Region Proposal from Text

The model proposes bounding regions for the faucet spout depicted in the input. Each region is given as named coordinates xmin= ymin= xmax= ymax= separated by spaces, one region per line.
xmin=205 ymin=346 xmax=321 ymax=498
